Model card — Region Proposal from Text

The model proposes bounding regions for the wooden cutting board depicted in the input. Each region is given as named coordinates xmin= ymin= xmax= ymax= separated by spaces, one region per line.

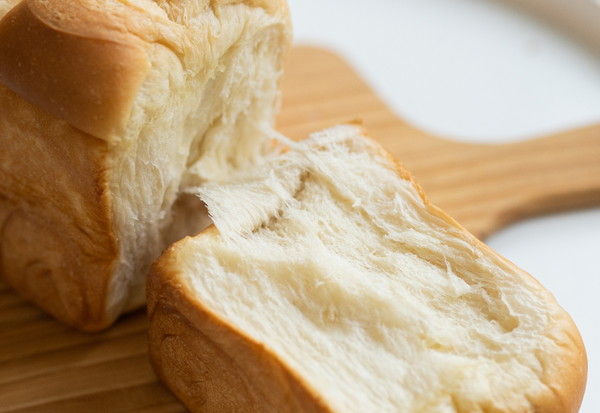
xmin=1 ymin=46 xmax=599 ymax=413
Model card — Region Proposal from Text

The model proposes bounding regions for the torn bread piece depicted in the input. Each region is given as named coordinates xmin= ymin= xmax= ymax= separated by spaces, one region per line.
xmin=0 ymin=0 xmax=291 ymax=330
xmin=147 ymin=125 xmax=587 ymax=413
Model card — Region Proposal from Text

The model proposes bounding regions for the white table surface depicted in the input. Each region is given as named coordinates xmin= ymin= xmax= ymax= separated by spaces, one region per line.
xmin=287 ymin=0 xmax=600 ymax=409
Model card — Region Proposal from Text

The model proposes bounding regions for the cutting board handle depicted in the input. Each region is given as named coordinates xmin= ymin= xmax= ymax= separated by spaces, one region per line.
xmin=416 ymin=125 xmax=600 ymax=239
xmin=279 ymin=46 xmax=600 ymax=240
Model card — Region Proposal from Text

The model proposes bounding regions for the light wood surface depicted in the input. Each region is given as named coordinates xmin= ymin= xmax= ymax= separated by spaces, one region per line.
xmin=278 ymin=47 xmax=600 ymax=240
xmin=1 ymin=46 xmax=599 ymax=413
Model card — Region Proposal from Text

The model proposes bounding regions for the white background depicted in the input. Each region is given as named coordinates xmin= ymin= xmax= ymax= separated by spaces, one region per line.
xmin=287 ymin=0 xmax=600 ymax=409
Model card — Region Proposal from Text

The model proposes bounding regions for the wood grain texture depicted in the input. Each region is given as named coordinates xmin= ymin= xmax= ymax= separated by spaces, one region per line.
xmin=1 ymin=46 xmax=599 ymax=412
xmin=277 ymin=47 xmax=600 ymax=240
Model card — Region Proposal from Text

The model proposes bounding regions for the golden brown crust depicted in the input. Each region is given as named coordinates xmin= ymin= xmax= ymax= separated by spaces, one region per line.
xmin=0 ymin=84 xmax=118 ymax=331
xmin=0 ymin=0 xmax=289 ymax=142
xmin=526 ymin=311 xmax=587 ymax=413
xmin=0 ymin=0 xmax=291 ymax=330
xmin=147 ymin=129 xmax=587 ymax=412
xmin=0 ymin=0 xmax=151 ymax=141
xmin=147 ymin=228 xmax=335 ymax=413
xmin=421 ymin=212 xmax=587 ymax=413
xmin=372 ymin=128 xmax=587 ymax=413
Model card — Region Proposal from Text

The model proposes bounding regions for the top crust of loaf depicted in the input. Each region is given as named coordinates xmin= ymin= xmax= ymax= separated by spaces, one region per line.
xmin=0 ymin=0 xmax=288 ymax=142
xmin=0 ymin=0 xmax=151 ymax=141
xmin=0 ymin=0 xmax=291 ymax=330
xmin=147 ymin=125 xmax=586 ymax=413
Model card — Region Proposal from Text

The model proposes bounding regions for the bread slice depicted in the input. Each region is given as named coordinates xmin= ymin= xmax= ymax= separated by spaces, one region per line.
xmin=147 ymin=125 xmax=587 ymax=413
xmin=0 ymin=0 xmax=291 ymax=330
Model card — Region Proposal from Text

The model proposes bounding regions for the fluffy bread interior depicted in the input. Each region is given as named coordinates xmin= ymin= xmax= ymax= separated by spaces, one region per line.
xmin=164 ymin=125 xmax=586 ymax=412
xmin=0 ymin=0 xmax=290 ymax=328
xmin=101 ymin=0 xmax=290 ymax=319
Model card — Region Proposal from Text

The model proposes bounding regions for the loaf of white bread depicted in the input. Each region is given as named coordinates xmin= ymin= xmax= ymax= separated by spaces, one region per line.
xmin=0 ymin=0 xmax=588 ymax=410
xmin=147 ymin=125 xmax=587 ymax=413
xmin=0 ymin=0 xmax=291 ymax=330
